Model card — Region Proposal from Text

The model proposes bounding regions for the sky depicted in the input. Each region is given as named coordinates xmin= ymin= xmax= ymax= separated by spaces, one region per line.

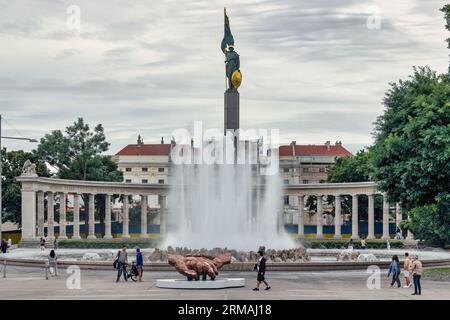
xmin=0 ymin=0 xmax=448 ymax=155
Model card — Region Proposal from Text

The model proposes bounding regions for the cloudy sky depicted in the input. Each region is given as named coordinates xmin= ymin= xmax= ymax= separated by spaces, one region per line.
xmin=0 ymin=0 xmax=448 ymax=154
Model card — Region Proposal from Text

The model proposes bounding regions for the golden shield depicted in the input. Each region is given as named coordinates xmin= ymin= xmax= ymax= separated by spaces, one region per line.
xmin=231 ymin=70 xmax=242 ymax=88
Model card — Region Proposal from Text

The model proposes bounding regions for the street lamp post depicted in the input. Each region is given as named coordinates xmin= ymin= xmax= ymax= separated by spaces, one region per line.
xmin=0 ymin=114 xmax=38 ymax=242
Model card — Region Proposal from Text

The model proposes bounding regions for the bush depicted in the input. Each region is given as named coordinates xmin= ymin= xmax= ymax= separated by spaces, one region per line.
xmin=58 ymin=239 xmax=160 ymax=249
xmin=301 ymin=239 xmax=404 ymax=249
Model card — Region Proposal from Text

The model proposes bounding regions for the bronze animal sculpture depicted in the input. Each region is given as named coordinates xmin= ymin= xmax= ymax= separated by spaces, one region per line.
xmin=168 ymin=253 xmax=231 ymax=281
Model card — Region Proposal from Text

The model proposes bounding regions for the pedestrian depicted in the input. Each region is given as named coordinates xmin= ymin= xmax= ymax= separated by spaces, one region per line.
xmin=53 ymin=238 xmax=58 ymax=250
xmin=48 ymin=249 xmax=58 ymax=276
xmin=115 ymin=246 xmax=128 ymax=282
xmin=386 ymin=239 xmax=391 ymax=250
xmin=348 ymin=238 xmax=354 ymax=250
xmin=403 ymin=252 xmax=412 ymax=288
xmin=388 ymin=255 xmax=401 ymax=288
xmin=7 ymin=238 xmax=12 ymax=252
xmin=40 ymin=237 xmax=46 ymax=251
xmin=361 ymin=237 xmax=367 ymax=250
xmin=252 ymin=250 xmax=271 ymax=291
xmin=136 ymin=247 xmax=144 ymax=282
xmin=0 ymin=239 xmax=7 ymax=254
xmin=411 ymin=255 xmax=422 ymax=295
xmin=396 ymin=226 xmax=402 ymax=240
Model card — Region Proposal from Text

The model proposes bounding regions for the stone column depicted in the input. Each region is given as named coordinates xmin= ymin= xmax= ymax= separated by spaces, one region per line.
xmin=334 ymin=194 xmax=342 ymax=239
xmin=382 ymin=195 xmax=390 ymax=240
xmin=395 ymin=203 xmax=402 ymax=228
xmin=87 ymin=193 xmax=96 ymax=239
xmin=72 ymin=193 xmax=81 ymax=240
xmin=140 ymin=195 xmax=148 ymax=238
xmin=103 ymin=194 xmax=113 ymax=239
xmin=21 ymin=189 xmax=36 ymax=241
xmin=351 ymin=194 xmax=359 ymax=239
xmin=159 ymin=195 xmax=167 ymax=237
xmin=278 ymin=197 xmax=284 ymax=234
xmin=47 ymin=192 xmax=55 ymax=241
xmin=297 ymin=195 xmax=305 ymax=239
xmin=122 ymin=195 xmax=130 ymax=238
xmin=316 ymin=194 xmax=323 ymax=239
xmin=367 ymin=193 xmax=375 ymax=240
xmin=37 ymin=191 xmax=45 ymax=238
xmin=58 ymin=192 xmax=67 ymax=239
xmin=406 ymin=213 xmax=414 ymax=241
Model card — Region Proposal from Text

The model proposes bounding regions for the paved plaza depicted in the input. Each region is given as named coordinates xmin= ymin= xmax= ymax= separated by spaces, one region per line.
xmin=0 ymin=266 xmax=448 ymax=300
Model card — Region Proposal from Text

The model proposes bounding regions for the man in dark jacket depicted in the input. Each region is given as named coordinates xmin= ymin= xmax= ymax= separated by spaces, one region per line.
xmin=253 ymin=250 xmax=271 ymax=291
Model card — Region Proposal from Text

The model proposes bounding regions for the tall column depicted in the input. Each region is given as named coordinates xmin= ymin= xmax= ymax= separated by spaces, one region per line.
xmin=87 ymin=193 xmax=96 ymax=239
xmin=72 ymin=193 xmax=81 ymax=240
xmin=103 ymin=194 xmax=113 ymax=239
xmin=37 ymin=191 xmax=45 ymax=238
xmin=159 ymin=195 xmax=167 ymax=237
xmin=334 ymin=194 xmax=342 ymax=239
xmin=58 ymin=192 xmax=67 ymax=239
xmin=297 ymin=195 xmax=305 ymax=239
xmin=140 ymin=195 xmax=148 ymax=238
xmin=47 ymin=192 xmax=55 ymax=241
xmin=21 ymin=189 xmax=36 ymax=241
xmin=122 ymin=195 xmax=130 ymax=238
xmin=406 ymin=213 xmax=414 ymax=241
xmin=316 ymin=194 xmax=323 ymax=239
xmin=382 ymin=194 xmax=390 ymax=240
xmin=367 ymin=193 xmax=375 ymax=239
xmin=351 ymin=194 xmax=359 ymax=239
xmin=395 ymin=203 xmax=402 ymax=229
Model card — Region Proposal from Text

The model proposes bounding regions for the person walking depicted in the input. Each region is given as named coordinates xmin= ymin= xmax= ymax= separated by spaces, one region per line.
xmin=388 ymin=255 xmax=401 ymax=288
xmin=361 ymin=237 xmax=367 ymax=250
xmin=411 ymin=255 xmax=423 ymax=295
xmin=135 ymin=247 xmax=144 ymax=282
xmin=7 ymin=238 xmax=12 ymax=252
xmin=396 ymin=226 xmax=402 ymax=240
xmin=403 ymin=252 xmax=412 ymax=288
xmin=48 ymin=250 xmax=58 ymax=276
xmin=115 ymin=246 xmax=128 ymax=282
xmin=253 ymin=250 xmax=271 ymax=291
xmin=53 ymin=238 xmax=58 ymax=250
xmin=0 ymin=239 xmax=7 ymax=254
xmin=348 ymin=238 xmax=354 ymax=250
xmin=40 ymin=237 xmax=46 ymax=251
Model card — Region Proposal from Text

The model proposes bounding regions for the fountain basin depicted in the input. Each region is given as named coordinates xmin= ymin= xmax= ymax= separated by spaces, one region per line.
xmin=156 ymin=278 xmax=245 ymax=289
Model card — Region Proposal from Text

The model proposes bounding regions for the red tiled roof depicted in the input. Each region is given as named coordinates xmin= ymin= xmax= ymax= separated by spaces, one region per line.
xmin=115 ymin=144 xmax=171 ymax=156
xmin=279 ymin=145 xmax=352 ymax=157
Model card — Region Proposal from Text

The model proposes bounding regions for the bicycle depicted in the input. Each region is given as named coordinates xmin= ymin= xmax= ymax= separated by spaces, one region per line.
xmin=114 ymin=261 xmax=138 ymax=282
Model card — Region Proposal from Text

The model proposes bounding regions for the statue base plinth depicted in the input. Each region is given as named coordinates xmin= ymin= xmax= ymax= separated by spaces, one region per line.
xmin=156 ymin=278 xmax=245 ymax=289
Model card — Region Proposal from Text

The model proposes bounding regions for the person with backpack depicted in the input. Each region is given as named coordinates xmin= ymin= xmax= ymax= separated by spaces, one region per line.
xmin=411 ymin=255 xmax=423 ymax=295
xmin=388 ymin=255 xmax=401 ymax=288
xmin=136 ymin=247 xmax=144 ymax=282
xmin=115 ymin=246 xmax=128 ymax=282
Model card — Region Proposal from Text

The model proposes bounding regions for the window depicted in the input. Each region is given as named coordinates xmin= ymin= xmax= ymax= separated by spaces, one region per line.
xmin=284 ymin=196 xmax=289 ymax=205
xmin=142 ymin=179 xmax=148 ymax=184
xmin=125 ymin=179 xmax=132 ymax=183
xmin=125 ymin=168 xmax=132 ymax=172
xmin=283 ymin=179 xmax=289 ymax=185
xmin=158 ymin=179 xmax=165 ymax=184
xmin=303 ymin=168 xmax=309 ymax=173
xmin=302 ymin=180 xmax=309 ymax=184
xmin=158 ymin=168 xmax=165 ymax=172
xmin=319 ymin=167 xmax=325 ymax=173
xmin=142 ymin=168 xmax=148 ymax=172
xmin=283 ymin=168 xmax=289 ymax=173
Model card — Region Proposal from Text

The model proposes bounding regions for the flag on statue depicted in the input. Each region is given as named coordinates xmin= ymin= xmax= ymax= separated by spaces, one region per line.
xmin=221 ymin=8 xmax=234 ymax=53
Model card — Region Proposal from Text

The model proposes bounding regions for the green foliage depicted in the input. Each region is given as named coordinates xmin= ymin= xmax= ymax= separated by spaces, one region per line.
xmin=372 ymin=67 xmax=450 ymax=245
xmin=58 ymin=239 xmax=159 ymax=249
xmin=1 ymin=149 xmax=50 ymax=224
xmin=406 ymin=193 xmax=450 ymax=247
xmin=326 ymin=149 xmax=374 ymax=183
xmin=441 ymin=4 xmax=450 ymax=72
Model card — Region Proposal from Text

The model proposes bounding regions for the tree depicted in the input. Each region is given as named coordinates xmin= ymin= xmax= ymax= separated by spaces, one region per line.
xmin=35 ymin=118 xmax=123 ymax=236
xmin=372 ymin=67 xmax=450 ymax=245
xmin=441 ymin=4 xmax=450 ymax=73
xmin=1 ymin=149 xmax=50 ymax=224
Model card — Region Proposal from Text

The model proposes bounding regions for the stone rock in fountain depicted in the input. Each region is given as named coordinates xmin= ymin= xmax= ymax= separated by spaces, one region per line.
xmin=357 ymin=253 xmax=377 ymax=262
xmin=82 ymin=252 xmax=101 ymax=261
xmin=337 ymin=250 xmax=361 ymax=261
